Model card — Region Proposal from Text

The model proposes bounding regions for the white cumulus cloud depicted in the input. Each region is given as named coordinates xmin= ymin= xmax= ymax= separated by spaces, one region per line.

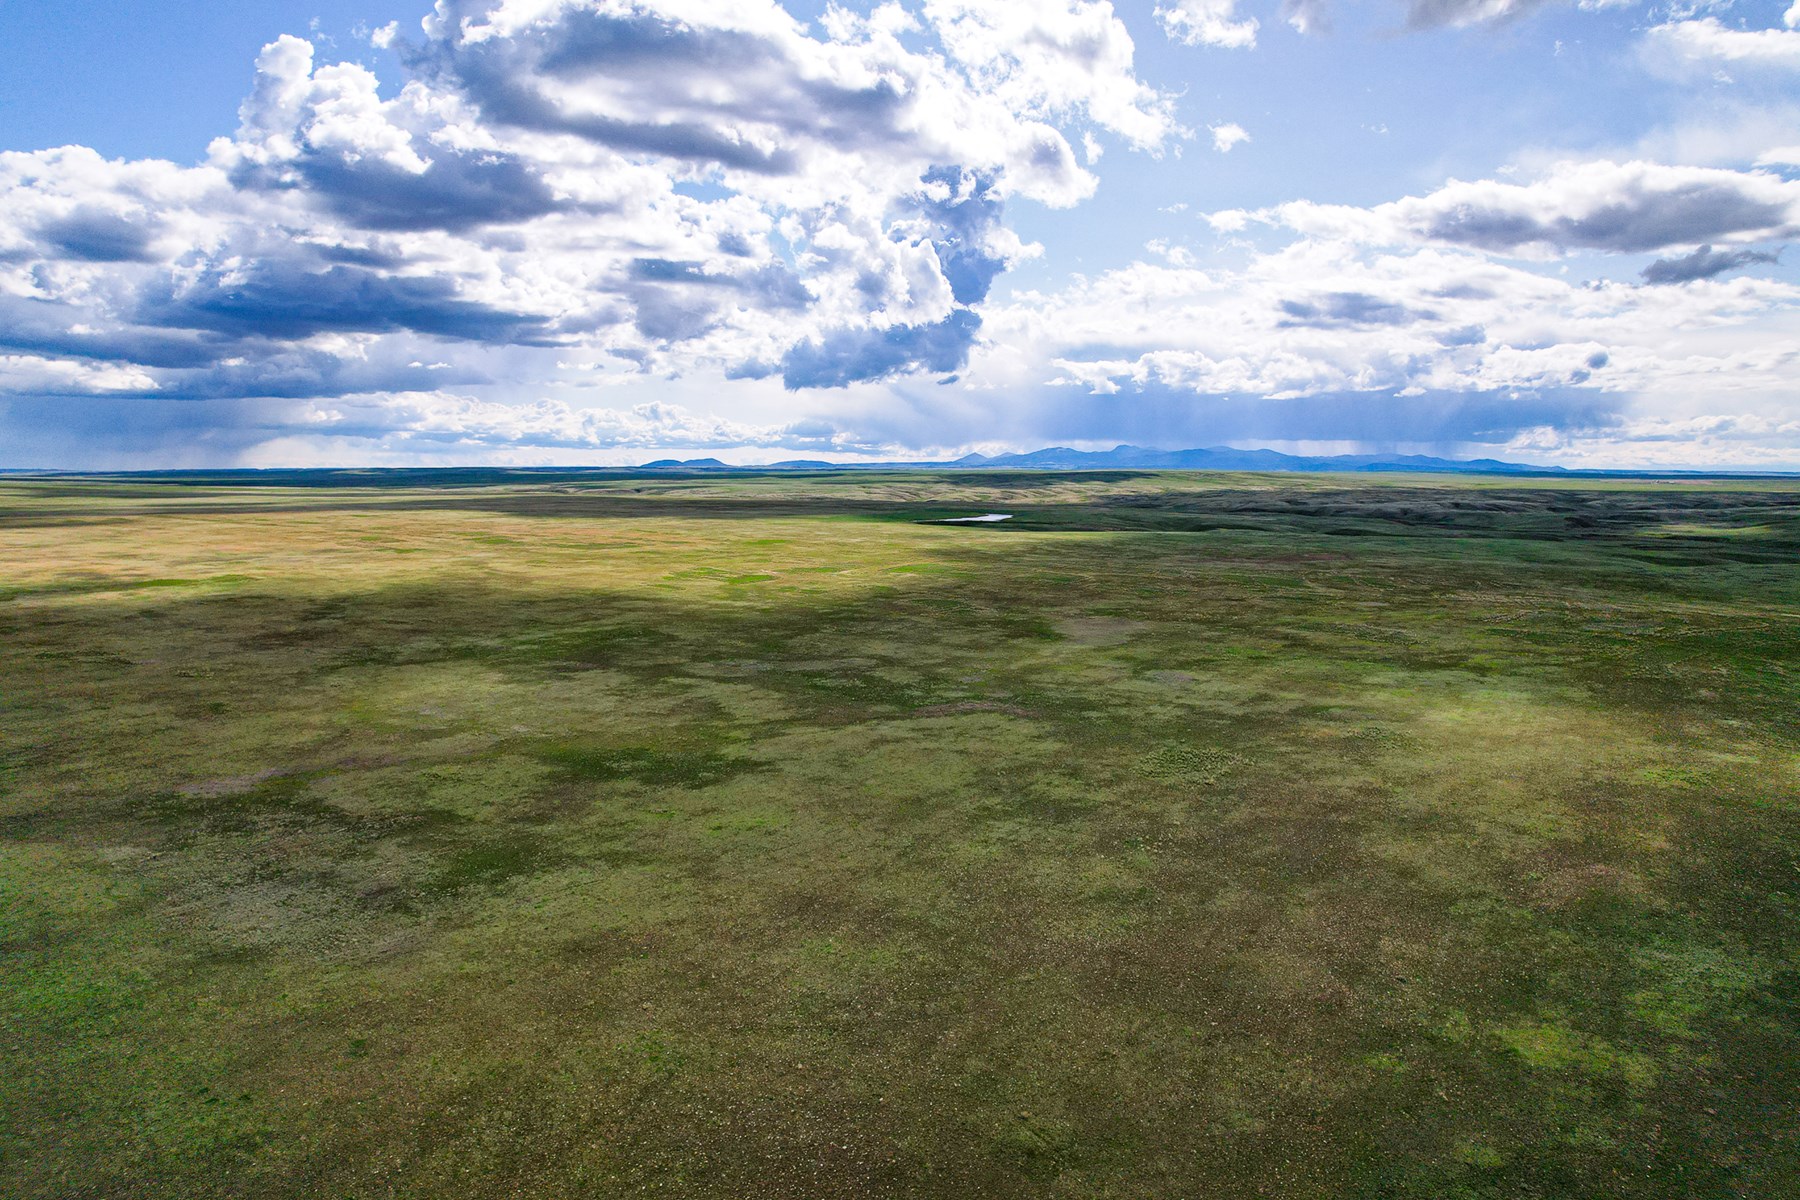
xmin=1210 ymin=122 xmax=1251 ymax=153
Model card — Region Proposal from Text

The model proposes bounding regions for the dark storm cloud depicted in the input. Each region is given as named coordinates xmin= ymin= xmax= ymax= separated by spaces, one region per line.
xmin=629 ymin=287 xmax=717 ymax=341
xmin=409 ymin=11 xmax=794 ymax=172
xmin=36 ymin=207 xmax=160 ymax=263
xmin=0 ymin=295 xmax=228 ymax=368
xmin=0 ymin=231 xmax=562 ymax=390
xmin=313 ymin=243 xmax=411 ymax=269
xmin=137 ymin=262 xmax=559 ymax=345
xmin=781 ymin=310 xmax=982 ymax=389
xmin=405 ymin=6 xmax=919 ymax=174
xmin=1640 ymin=244 xmax=1783 ymax=285
xmin=1277 ymin=291 xmax=1435 ymax=328
xmin=1419 ymin=178 xmax=1795 ymax=254
xmin=917 ymin=168 xmax=1009 ymax=306
xmin=300 ymin=151 xmax=565 ymax=233
xmin=89 ymin=348 xmax=476 ymax=402
xmin=627 ymin=257 xmax=810 ymax=307
xmin=624 ymin=256 xmax=811 ymax=341
xmin=233 ymin=144 xmax=567 ymax=234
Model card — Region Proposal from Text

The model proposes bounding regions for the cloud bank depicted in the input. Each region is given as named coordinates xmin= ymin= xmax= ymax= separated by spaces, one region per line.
xmin=1 ymin=0 xmax=1175 ymax=411
xmin=1 ymin=0 xmax=1798 ymax=470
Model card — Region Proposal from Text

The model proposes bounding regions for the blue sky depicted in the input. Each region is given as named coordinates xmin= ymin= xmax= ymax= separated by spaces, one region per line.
xmin=1 ymin=0 xmax=1797 ymax=468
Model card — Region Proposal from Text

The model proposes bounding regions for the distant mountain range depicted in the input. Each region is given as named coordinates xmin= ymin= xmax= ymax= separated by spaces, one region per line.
xmin=641 ymin=444 xmax=1566 ymax=474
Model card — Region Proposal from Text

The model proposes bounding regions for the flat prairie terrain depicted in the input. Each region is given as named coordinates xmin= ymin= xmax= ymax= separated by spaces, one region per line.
xmin=3 ymin=470 xmax=1799 ymax=1198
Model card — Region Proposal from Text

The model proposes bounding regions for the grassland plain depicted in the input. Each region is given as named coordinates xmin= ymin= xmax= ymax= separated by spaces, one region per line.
xmin=2 ymin=469 xmax=1798 ymax=1199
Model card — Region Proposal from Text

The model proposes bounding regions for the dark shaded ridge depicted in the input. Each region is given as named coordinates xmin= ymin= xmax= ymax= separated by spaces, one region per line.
xmin=10 ymin=444 xmax=1800 ymax=484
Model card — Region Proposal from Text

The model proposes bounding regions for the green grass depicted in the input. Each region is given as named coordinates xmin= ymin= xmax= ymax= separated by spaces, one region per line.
xmin=1 ymin=470 xmax=1798 ymax=1197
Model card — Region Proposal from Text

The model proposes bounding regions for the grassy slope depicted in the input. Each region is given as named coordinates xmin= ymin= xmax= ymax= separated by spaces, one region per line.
xmin=2 ymin=471 xmax=1798 ymax=1198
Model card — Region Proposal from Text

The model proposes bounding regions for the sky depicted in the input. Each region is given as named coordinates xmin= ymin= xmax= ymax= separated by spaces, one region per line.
xmin=1 ymin=0 xmax=1797 ymax=469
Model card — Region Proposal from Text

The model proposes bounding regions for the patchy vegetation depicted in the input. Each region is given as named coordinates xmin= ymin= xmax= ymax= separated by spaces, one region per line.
xmin=2 ymin=470 xmax=1798 ymax=1198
